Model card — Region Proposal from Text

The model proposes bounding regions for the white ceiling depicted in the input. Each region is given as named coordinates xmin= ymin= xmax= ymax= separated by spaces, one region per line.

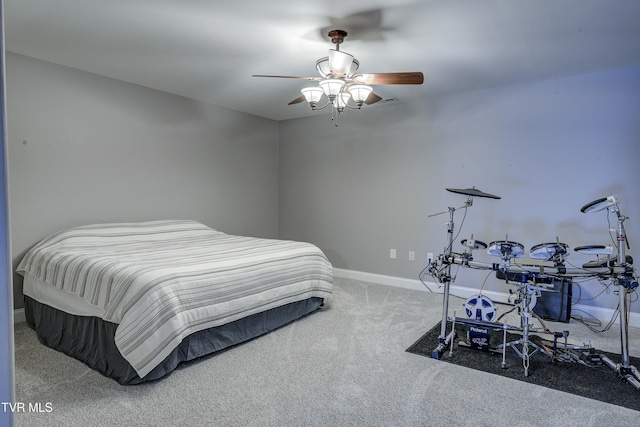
xmin=5 ymin=0 xmax=640 ymax=121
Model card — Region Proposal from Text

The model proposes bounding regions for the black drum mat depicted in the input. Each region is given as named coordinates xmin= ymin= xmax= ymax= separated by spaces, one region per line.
xmin=407 ymin=322 xmax=640 ymax=411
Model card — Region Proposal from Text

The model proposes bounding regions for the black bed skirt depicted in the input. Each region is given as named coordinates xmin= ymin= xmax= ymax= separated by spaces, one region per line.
xmin=24 ymin=296 xmax=325 ymax=385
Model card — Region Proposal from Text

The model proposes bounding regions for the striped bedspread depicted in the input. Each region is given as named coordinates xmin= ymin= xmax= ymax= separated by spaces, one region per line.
xmin=17 ymin=220 xmax=333 ymax=378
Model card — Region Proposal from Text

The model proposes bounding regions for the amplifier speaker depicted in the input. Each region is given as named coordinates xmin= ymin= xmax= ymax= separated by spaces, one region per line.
xmin=533 ymin=278 xmax=572 ymax=323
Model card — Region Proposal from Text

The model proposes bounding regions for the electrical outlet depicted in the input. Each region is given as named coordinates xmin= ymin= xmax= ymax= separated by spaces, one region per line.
xmin=427 ymin=252 xmax=434 ymax=264
xmin=390 ymin=249 xmax=397 ymax=259
xmin=409 ymin=251 xmax=415 ymax=261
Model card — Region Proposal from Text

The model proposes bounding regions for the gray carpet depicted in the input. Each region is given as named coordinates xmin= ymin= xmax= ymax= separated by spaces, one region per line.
xmin=14 ymin=278 xmax=640 ymax=426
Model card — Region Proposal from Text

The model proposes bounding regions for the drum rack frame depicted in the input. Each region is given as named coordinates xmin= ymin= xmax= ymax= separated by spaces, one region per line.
xmin=427 ymin=189 xmax=640 ymax=390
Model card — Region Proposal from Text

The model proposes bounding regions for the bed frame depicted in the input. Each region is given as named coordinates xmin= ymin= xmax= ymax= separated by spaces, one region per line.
xmin=25 ymin=295 xmax=325 ymax=385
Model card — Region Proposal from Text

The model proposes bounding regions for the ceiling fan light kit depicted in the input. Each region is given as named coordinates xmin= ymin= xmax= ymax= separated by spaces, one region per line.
xmin=253 ymin=29 xmax=423 ymax=125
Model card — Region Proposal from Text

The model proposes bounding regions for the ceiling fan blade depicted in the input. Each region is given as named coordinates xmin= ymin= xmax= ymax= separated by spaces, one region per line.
xmin=288 ymin=95 xmax=306 ymax=105
xmin=354 ymin=72 xmax=424 ymax=85
xmin=364 ymin=92 xmax=383 ymax=105
xmin=252 ymin=74 xmax=321 ymax=81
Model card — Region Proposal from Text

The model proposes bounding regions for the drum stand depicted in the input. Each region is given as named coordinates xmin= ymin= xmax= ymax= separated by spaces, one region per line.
xmin=601 ymin=205 xmax=640 ymax=389
xmin=430 ymin=200 xmax=470 ymax=359
xmin=579 ymin=196 xmax=640 ymax=389
xmin=429 ymin=187 xmax=502 ymax=359
xmin=496 ymin=281 xmax=553 ymax=376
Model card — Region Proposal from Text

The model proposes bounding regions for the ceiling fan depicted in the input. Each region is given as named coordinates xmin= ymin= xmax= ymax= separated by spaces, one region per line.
xmin=252 ymin=30 xmax=423 ymax=117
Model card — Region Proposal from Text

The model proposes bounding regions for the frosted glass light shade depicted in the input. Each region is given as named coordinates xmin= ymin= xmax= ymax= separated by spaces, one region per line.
xmin=315 ymin=57 xmax=330 ymax=77
xmin=319 ymin=79 xmax=345 ymax=98
xmin=347 ymin=85 xmax=373 ymax=105
xmin=337 ymin=92 xmax=351 ymax=111
xmin=328 ymin=50 xmax=358 ymax=76
xmin=317 ymin=54 xmax=360 ymax=78
xmin=346 ymin=59 xmax=360 ymax=77
xmin=301 ymin=87 xmax=324 ymax=103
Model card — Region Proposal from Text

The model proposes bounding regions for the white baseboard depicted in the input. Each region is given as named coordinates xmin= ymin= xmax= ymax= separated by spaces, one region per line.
xmin=14 ymin=308 xmax=26 ymax=324
xmin=332 ymin=268 xmax=640 ymax=328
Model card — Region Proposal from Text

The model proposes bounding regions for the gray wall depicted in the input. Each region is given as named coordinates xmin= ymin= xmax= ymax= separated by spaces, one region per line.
xmin=6 ymin=51 xmax=640 ymax=316
xmin=6 ymin=53 xmax=280 ymax=308
xmin=279 ymin=66 xmax=640 ymax=312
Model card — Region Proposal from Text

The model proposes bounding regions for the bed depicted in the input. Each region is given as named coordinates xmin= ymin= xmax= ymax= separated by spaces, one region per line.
xmin=16 ymin=220 xmax=333 ymax=384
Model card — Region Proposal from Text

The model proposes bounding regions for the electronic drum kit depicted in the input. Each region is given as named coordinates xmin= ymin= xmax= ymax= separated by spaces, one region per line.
xmin=427 ymin=187 xmax=640 ymax=388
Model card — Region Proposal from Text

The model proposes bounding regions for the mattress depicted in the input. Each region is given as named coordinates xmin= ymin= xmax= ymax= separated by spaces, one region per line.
xmin=17 ymin=220 xmax=333 ymax=381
